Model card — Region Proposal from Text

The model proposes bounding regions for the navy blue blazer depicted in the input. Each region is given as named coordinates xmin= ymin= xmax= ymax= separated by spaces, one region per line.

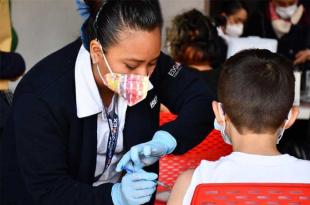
xmin=1 ymin=39 xmax=214 ymax=205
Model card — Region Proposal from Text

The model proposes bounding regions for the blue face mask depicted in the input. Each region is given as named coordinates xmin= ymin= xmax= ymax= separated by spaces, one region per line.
xmin=214 ymin=103 xmax=232 ymax=145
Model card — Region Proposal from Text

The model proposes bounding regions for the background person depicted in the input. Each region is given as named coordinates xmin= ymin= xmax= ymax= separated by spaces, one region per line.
xmin=167 ymin=9 xmax=224 ymax=98
xmin=244 ymin=0 xmax=310 ymax=64
xmin=213 ymin=0 xmax=248 ymax=41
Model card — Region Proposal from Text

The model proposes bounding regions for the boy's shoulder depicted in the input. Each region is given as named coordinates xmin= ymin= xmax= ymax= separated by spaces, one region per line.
xmin=197 ymin=153 xmax=310 ymax=172
xmin=196 ymin=155 xmax=234 ymax=174
xmin=288 ymin=155 xmax=310 ymax=167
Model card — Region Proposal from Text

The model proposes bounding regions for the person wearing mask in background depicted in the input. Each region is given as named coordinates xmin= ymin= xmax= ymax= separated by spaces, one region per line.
xmin=167 ymin=9 xmax=224 ymax=98
xmin=213 ymin=0 xmax=248 ymax=42
xmin=1 ymin=1 xmax=215 ymax=205
xmin=244 ymin=0 xmax=310 ymax=161
xmin=244 ymin=0 xmax=310 ymax=66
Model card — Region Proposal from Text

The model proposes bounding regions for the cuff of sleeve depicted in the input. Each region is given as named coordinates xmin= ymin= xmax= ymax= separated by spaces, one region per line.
xmin=153 ymin=130 xmax=177 ymax=154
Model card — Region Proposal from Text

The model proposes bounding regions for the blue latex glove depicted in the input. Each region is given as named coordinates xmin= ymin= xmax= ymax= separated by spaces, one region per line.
xmin=116 ymin=130 xmax=177 ymax=171
xmin=111 ymin=169 xmax=158 ymax=205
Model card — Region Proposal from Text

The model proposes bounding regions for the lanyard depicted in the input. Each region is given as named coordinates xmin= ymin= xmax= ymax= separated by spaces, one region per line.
xmin=103 ymin=95 xmax=119 ymax=172
xmin=94 ymin=96 xmax=119 ymax=182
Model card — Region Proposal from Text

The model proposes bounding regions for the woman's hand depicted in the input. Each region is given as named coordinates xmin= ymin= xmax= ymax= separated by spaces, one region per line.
xmin=112 ymin=169 xmax=158 ymax=205
xmin=116 ymin=131 xmax=177 ymax=171
xmin=294 ymin=49 xmax=310 ymax=65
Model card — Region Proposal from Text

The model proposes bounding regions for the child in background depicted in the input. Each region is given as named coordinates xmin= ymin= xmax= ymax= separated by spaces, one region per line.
xmin=167 ymin=9 xmax=224 ymax=98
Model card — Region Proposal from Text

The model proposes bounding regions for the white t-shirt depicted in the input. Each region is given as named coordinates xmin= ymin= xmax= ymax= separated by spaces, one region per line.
xmin=183 ymin=152 xmax=310 ymax=205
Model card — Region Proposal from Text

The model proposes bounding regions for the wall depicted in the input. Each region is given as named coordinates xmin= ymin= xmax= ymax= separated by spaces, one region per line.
xmin=10 ymin=0 xmax=82 ymax=89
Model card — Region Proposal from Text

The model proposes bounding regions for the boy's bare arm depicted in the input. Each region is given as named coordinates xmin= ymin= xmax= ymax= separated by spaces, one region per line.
xmin=167 ymin=169 xmax=195 ymax=205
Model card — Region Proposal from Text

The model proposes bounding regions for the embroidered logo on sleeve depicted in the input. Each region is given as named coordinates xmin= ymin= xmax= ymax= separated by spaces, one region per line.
xmin=150 ymin=95 xmax=158 ymax=109
xmin=168 ymin=62 xmax=182 ymax=78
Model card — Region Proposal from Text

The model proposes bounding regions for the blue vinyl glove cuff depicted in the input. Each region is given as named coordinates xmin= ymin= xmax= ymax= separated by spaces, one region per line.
xmin=152 ymin=130 xmax=177 ymax=155
xmin=112 ymin=183 xmax=127 ymax=205
xmin=116 ymin=130 xmax=177 ymax=171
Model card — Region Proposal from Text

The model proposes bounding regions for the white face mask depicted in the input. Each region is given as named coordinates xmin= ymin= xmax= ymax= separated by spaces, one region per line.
xmin=276 ymin=4 xmax=298 ymax=19
xmin=214 ymin=103 xmax=232 ymax=145
xmin=277 ymin=109 xmax=292 ymax=144
xmin=225 ymin=23 xmax=244 ymax=37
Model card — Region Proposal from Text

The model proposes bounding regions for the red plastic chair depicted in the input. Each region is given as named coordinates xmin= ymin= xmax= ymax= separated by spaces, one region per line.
xmin=159 ymin=112 xmax=177 ymax=126
xmin=157 ymin=129 xmax=233 ymax=192
xmin=157 ymin=112 xmax=232 ymax=192
xmin=156 ymin=112 xmax=233 ymax=205
xmin=191 ymin=183 xmax=310 ymax=205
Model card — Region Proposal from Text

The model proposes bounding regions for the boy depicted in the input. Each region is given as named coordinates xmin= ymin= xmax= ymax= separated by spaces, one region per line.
xmin=167 ymin=49 xmax=310 ymax=205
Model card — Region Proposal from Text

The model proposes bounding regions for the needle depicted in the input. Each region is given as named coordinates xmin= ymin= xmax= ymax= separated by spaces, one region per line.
xmin=122 ymin=166 xmax=172 ymax=190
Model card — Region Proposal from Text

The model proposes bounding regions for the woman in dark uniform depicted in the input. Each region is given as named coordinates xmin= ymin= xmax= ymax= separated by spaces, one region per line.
xmin=1 ymin=1 xmax=214 ymax=205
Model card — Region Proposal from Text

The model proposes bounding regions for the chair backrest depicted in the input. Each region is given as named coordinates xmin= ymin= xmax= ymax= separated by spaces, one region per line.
xmin=191 ymin=183 xmax=310 ymax=205
xmin=159 ymin=112 xmax=177 ymax=126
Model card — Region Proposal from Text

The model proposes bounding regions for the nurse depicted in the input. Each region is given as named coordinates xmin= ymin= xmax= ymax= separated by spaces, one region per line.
xmin=1 ymin=1 xmax=214 ymax=205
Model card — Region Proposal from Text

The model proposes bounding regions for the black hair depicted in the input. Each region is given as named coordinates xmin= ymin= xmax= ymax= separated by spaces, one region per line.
xmin=214 ymin=0 xmax=247 ymax=27
xmin=168 ymin=9 xmax=223 ymax=67
xmin=218 ymin=49 xmax=295 ymax=134
xmin=82 ymin=0 xmax=163 ymax=51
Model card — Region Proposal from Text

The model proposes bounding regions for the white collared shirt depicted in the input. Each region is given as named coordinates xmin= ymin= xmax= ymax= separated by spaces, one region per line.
xmin=75 ymin=45 xmax=128 ymax=186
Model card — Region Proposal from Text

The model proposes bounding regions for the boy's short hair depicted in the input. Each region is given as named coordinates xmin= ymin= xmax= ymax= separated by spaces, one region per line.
xmin=218 ymin=49 xmax=295 ymax=134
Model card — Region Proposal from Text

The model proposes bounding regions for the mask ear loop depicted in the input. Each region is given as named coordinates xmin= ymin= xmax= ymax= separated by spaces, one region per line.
xmin=147 ymin=67 xmax=155 ymax=78
xmin=99 ymin=45 xmax=115 ymax=78
xmin=96 ymin=63 xmax=108 ymax=85
xmin=218 ymin=102 xmax=226 ymax=133
xmin=217 ymin=103 xmax=225 ymax=120
xmin=92 ymin=1 xmax=115 ymax=79
xmin=277 ymin=109 xmax=292 ymax=144
xmin=217 ymin=102 xmax=233 ymax=144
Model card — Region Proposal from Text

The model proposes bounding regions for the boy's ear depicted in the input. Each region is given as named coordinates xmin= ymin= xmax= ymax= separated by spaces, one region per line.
xmin=212 ymin=101 xmax=225 ymax=125
xmin=284 ymin=106 xmax=299 ymax=129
